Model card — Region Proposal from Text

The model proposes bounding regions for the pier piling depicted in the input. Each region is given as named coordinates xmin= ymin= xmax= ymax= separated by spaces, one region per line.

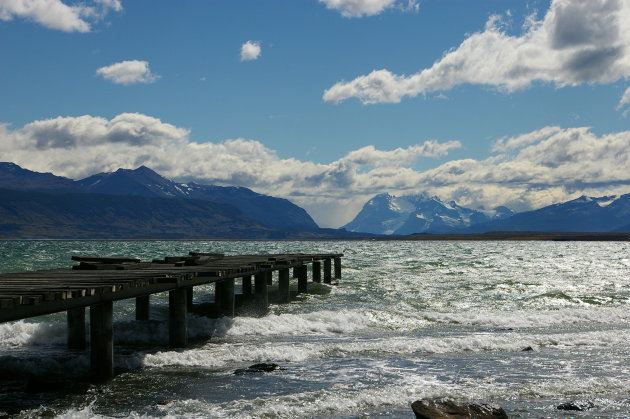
xmin=334 ymin=257 xmax=342 ymax=280
xmin=312 ymin=261 xmax=321 ymax=283
xmin=169 ymin=288 xmax=188 ymax=348
xmin=242 ymin=275 xmax=252 ymax=295
xmin=67 ymin=307 xmax=86 ymax=350
xmin=278 ymin=268 xmax=290 ymax=303
xmin=297 ymin=265 xmax=308 ymax=293
xmin=90 ymin=302 xmax=113 ymax=381
xmin=135 ymin=296 xmax=150 ymax=321
xmin=254 ymin=273 xmax=268 ymax=314
xmin=324 ymin=258 xmax=332 ymax=284
xmin=216 ymin=279 xmax=235 ymax=317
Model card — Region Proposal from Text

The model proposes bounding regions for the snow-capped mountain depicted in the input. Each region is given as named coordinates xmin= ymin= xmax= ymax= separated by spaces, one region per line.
xmin=343 ymin=193 xmax=513 ymax=235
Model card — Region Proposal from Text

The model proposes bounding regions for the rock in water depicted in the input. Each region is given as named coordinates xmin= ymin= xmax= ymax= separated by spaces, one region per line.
xmin=234 ymin=363 xmax=281 ymax=375
xmin=411 ymin=399 xmax=508 ymax=418
xmin=557 ymin=400 xmax=594 ymax=411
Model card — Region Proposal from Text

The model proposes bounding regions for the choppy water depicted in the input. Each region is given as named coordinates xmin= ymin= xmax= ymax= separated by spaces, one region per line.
xmin=1 ymin=240 xmax=630 ymax=417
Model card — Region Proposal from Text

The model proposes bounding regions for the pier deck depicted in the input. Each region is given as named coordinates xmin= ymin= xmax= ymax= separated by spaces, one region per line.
xmin=0 ymin=252 xmax=343 ymax=380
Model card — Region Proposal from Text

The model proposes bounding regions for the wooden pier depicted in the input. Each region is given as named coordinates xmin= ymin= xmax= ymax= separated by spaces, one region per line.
xmin=0 ymin=252 xmax=343 ymax=380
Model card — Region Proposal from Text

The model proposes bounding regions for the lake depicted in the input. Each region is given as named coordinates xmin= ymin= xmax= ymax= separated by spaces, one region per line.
xmin=1 ymin=240 xmax=630 ymax=417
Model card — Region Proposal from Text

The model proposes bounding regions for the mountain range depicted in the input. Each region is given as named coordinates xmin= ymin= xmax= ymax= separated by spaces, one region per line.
xmin=0 ymin=163 xmax=343 ymax=239
xmin=344 ymin=192 xmax=630 ymax=235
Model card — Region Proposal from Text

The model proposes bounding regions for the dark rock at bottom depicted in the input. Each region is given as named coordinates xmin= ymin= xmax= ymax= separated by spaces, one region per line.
xmin=557 ymin=400 xmax=594 ymax=411
xmin=234 ymin=363 xmax=281 ymax=375
xmin=411 ymin=399 xmax=508 ymax=418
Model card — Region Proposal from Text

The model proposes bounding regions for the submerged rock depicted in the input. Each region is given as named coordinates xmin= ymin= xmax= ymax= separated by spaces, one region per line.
xmin=234 ymin=363 xmax=281 ymax=375
xmin=557 ymin=400 xmax=594 ymax=411
xmin=521 ymin=346 xmax=534 ymax=351
xmin=411 ymin=399 xmax=508 ymax=418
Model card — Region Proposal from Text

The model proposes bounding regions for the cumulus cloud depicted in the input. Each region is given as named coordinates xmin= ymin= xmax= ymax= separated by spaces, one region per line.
xmin=0 ymin=0 xmax=122 ymax=32
xmin=318 ymin=0 xmax=418 ymax=18
xmin=2 ymin=113 xmax=630 ymax=226
xmin=619 ymin=87 xmax=630 ymax=110
xmin=96 ymin=60 xmax=160 ymax=85
xmin=324 ymin=0 xmax=630 ymax=104
xmin=240 ymin=41 xmax=261 ymax=61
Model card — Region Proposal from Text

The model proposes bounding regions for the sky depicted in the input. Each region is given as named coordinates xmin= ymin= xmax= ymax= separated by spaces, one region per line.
xmin=0 ymin=0 xmax=629 ymax=227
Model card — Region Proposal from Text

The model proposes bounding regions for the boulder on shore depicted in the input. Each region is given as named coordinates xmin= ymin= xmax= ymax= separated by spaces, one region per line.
xmin=411 ymin=399 xmax=508 ymax=418
xmin=234 ymin=363 xmax=281 ymax=375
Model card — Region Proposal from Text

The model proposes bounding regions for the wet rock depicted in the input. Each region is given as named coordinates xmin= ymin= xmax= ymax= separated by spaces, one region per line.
xmin=557 ymin=400 xmax=594 ymax=411
xmin=411 ymin=399 xmax=508 ymax=418
xmin=234 ymin=363 xmax=281 ymax=375
xmin=521 ymin=346 xmax=534 ymax=351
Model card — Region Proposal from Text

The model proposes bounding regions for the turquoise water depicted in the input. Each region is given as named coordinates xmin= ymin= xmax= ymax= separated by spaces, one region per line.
xmin=1 ymin=240 xmax=630 ymax=417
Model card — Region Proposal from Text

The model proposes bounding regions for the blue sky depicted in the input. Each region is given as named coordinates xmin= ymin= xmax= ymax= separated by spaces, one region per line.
xmin=1 ymin=0 xmax=629 ymax=226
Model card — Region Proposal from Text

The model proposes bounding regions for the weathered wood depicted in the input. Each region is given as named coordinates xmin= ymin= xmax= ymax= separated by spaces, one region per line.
xmin=324 ymin=258 xmax=332 ymax=284
xmin=242 ymin=275 xmax=252 ymax=295
xmin=186 ymin=287 xmax=194 ymax=310
xmin=169 ymin=288 xmax=187 ymax=348
xmin=215 ymin=279 xmax=235 ymax=317
xmin=67 ymin=307 xmax=86 ymax=350
xmin=90 ymin=302 xmax=113 ymax=380
xmin=72 ymin=256 xmax=141 ymax=264
xmin=266 ymin=270 xmax=273 ymax=286
xmin=254 ymin=273 xmax=268 ymax=315
xmin=278 ymin=268 xmax=290 ymax=303
xmin=334 ymin=257 xmax=342 ymax=279
xmin=136 ymin=295 xmax=150 ymax=320
xmin=297 ymin=265 xmax=308 ymax=294
xmin=312 ymin=261 xmax=322 ymax=283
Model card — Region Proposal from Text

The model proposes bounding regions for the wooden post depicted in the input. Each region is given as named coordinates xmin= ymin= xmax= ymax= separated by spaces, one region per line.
xmin=278 ymin=268 xmax=290 ymax=303
xmin=215 ymin=279 xmax=235 ymax=317
xmin=324 ymin=258 xmax=332 ymax=284
xmin=169 ymin=288 xmax=187 ymax=348
xmin=67 ymin=307 xmax=86 ymax=350
xmin=312 ymin=261 xmax=322 ymax=283
xmin=265 ymin=270 xmax=272 ymax=286
xmin=135 ymin=296 xmax=149 ymax=321
xmin=334 ymin=257 xmax=342 ymax=279
xmin=254 ymin=273 xmax=268 ymax=315
xmin=90 ymin=302 xmax=113 ymax=381
xmin=242 ymin=275 xmax=253 ymax=295
xmin=297 ymin=265 xmax=308 ymax=293
xmin=186 ymin=287 xmax=194 ymax=310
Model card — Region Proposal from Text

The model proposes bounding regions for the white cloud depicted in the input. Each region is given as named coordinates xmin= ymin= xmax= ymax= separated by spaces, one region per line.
xmin=324 ymin=0 xmax=630 ymax=104
xmin=2 ymin=114 xmax=630 ymax=227
xmin=0 ymin=0 xmax=121 ymax=32
xmin=318 ymin=0 xmax=418 ymax=17
xmin=240 ymin=41 xmax=261 ymax=61
xmin=619 ymin=87 xmax=630 ymax=109
xmin=96 ymin=60 xmax=160 ymax=85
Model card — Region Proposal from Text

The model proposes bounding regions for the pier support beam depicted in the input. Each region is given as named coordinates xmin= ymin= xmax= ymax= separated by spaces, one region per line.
xmin=278 ymin=268 xmax=290 ymax=303
xmin=186 ymin=287 xmax=194 ymax=310
xmin=90 ymin=302 xmax=113 ymax=381
xmin=215 ymin=279 xmax=235 ymax=317
xmin=254 ymin=273 xmax=268 ymax=315
xmin=135 ymin=296 xmax=150 ymax=321
xmin=312 ymin=261 xmax=322 ymax=283
xmin=67 ymin=307 xmax=86 ymax=350
xmin=334 ymin=257 xmax=342 ymax=280
xmin=297 ymin=265 xmax=308 ymax=294
xmin=266 ymin=271 xmax=273 ymax=286
xmin=169 ymin=288 xmax=188 ymax=348
xmin=242 ymin=275 xmax=252 ymax=295
xmin=324 ymin=258 xmax=332 ymax=284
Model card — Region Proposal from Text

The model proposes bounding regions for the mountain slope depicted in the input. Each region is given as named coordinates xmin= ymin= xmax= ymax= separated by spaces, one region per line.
xmin=0 ymin=188 xmax=274 ymax=239
xmin=0 ymin=163 xmax=318 ymax=231
xmin=467 ymin=195 xmax=630 ymax=233
xmin=344 ymin=193 xmax=511 ymax=235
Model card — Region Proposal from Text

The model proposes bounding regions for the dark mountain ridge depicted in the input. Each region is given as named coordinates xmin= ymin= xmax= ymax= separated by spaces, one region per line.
xmin=0 ymin=163 xmax=318 ymax=232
